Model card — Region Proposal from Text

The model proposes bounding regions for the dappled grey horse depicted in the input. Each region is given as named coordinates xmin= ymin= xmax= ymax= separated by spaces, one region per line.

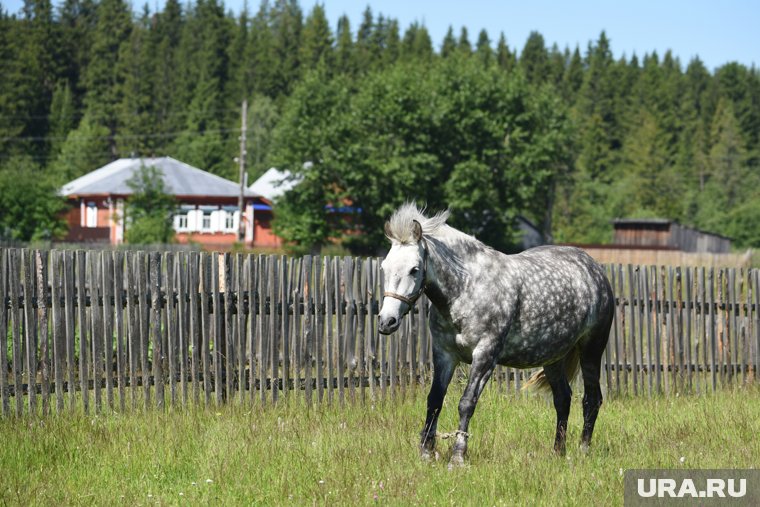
xmin=378 ymin=204 xmax=614 ymax=467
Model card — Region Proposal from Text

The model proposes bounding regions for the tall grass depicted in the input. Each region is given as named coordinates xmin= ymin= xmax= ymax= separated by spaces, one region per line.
xmin=1 ymin=386 xmax=759 ymax=506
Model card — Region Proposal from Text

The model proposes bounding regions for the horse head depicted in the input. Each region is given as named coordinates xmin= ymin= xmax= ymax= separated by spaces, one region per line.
xmin=378 ymin=219 xmax=427 ymax=335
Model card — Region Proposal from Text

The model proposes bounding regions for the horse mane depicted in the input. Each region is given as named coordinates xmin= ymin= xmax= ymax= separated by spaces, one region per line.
xmin=386 ymin=203 xmax=490 ymax=281
xmin=385 ymin=203 xmax=451 ymax=244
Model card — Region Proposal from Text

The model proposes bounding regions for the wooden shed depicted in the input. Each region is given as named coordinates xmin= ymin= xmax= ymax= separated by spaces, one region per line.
xmin=612 ymin=219 xmax=731 ymax=253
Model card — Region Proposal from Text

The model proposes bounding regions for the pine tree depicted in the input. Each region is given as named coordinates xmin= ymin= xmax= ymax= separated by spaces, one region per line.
xmin=299 ymin=3 xmax=332 ymax=71
xmin=334 ymin=14 xmax=354 ymax=75
xmin=441 ymin=26 xmax=456 ymax=58
xmin=475 ymin=29 xmax=492 ymax=67
xmin=519 ymin=31 xmax=550 ymax=83
xmin=82 ymin=0 xmax=133 ymax=156
xmin=495 ymin=33 xmax=515 ymax=71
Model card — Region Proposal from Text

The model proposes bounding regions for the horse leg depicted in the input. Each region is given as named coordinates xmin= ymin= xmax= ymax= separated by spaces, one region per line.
xmin=420 ymin=347 xmax=457 ymax=460
xmin=543 ymin=361 xmax=572 ymax=456
xmin=449 ymin=349 xmax=497 ymax=468
xmin=579 ymin=328 xmax=608 ymax=452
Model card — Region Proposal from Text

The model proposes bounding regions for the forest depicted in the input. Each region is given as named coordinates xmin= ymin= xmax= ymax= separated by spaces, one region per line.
xmin=1 ymin=0 xmax=759 ymax=253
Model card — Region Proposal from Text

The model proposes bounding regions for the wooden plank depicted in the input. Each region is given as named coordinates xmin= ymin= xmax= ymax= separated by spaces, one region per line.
xmin=754 ymin=269 xmax=760 ymax=385
xmin=88 ymin=251 xmax=103 ymax=413
xmin=149 ymin=252 xmax=164 ymax=410
xmin=63 ymin=251 xmax=76 ymax=410
xmin=741 ymin=269 xmax=750 ymax=386
xmin=613 ymin=265 xmax=622 ymax=395
xmin=35 ymin=251 xmax=50 ymax=415
xmin=236 ymin=254 xmax=247 ymax=403
xmin=684 ymin=267 xmax=693 ymax=393
xmin=136 ymin=252 xmax=151 ymax=408
xmin=165 ymin=252 xmax=177 ymax=406
xmin=75 ymin=250 xmax=89 ymax=413
xmin=720 ymin=269 xmax=728 ymax=385
xmin=315 ymin=257 xmax=325 ymax=403
xmin=355 ymin=258 xmax=366 ymax=403
xmin=198 ymin=253 xmax=211 ymax=405
xmin=247 ymin=254 xmax=257 ymax=402
xmin=210 ymin=253 xmax=222 ymax=405
xmin=257 ymin=255 xmax=267 ymax=405
xmin=378 ymin=260 xmax=387 ymax=400
xmin=221 ymin=253 xmax=234 ymax=402
xmin=0 ymin=249 xmax=9 ymax=415
xmin=627 ymin=264 xmax=637 ymax=396
xmin=175 ymin=252 xmax=188 ymax=405
xmin=651 ymin=266 xmax=662 ymax=394
xmin=334 ymin=258 xmax=345 ymax=404
xmin=641 ymin=265 xmax=653 ymax=396
xmin=325 ymin=257 xmax=335 ymax=404
xmin=367 ymin=258 xmax=378 ymax=400
xmin=113 ymin=251 xmax=126 ymax=412
xmin=618 ymin=265 xmax=628 ymax=394
xmin=729 ymin=269 xmax=739 ymax=384
xmin=22 ymin=250 xmax=38 ymax=414
xmin=9 ymin=250 xmax=23 ymax=415
xmin=698 ymin=267 xmax=708 ymax=394
xmin=125 ymin=252 xmax=138 ymax=408
xmin=667 ymin=266 xmax=677 ymax=394
xmin=343 ymin=257 xmax=355 ymax=402
xmin=303 ymin=256 xmax=313 ymax=405
xmin=268 ymin=255 xmax=279 ymax=403
xmin=102 ymin=250 xmax=114 ymax=410
xmin=708 ymin=267 xmax=717 ymax=392
xmin=50 ymin=251 xmax=64 ymax=413
xmin=188 ymin=252 xmax=201 ymax=405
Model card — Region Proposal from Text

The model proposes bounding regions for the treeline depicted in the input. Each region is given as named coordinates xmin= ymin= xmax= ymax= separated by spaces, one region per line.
xmin=1 ymin=0 xmax=759 ymax=251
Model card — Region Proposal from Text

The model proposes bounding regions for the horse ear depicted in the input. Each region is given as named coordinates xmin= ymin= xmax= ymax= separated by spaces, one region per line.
xmin=412 ymin=220 xmax=423 ymax=242
xmin=384 ymin=221 xmax=392 ymax=238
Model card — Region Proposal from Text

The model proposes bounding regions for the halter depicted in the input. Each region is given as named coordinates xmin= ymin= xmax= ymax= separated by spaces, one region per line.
xmin=383 ymin=238 xmax=428 ymax=307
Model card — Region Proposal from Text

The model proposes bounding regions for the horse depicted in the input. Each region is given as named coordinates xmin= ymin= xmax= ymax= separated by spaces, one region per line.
xmin=377 ymin=203 xmax=614 ymax=468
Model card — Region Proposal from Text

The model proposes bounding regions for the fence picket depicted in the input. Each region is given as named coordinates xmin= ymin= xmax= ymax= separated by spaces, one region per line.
xmin=35 ymin=251 xmax=50 ymax=415
xmin=0 ymin=250 xmax=7 ymax=415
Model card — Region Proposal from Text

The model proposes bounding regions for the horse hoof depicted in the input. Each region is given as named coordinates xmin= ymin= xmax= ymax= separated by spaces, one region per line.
xmin=580 ymin=441 xmax=590 ymax=454
xmin=448 ymin=453 xmax=466 ymax=470
xmin=420 ymin=449 xmax=435 ymax=462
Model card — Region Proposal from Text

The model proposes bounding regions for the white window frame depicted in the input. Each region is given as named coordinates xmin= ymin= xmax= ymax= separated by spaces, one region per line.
xmin=86 ymin=202 xmax=98 ymax=228
xmin=201 ymin=210 xmax=213 ymax=232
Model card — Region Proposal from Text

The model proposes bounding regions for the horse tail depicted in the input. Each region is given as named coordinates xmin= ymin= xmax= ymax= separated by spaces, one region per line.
xmin=522 ymin=347 xmax=581 ymax=393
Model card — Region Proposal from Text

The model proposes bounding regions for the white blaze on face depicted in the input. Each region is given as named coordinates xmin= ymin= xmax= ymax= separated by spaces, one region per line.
xmin=378 ymin=243 xmax=424 ymax=334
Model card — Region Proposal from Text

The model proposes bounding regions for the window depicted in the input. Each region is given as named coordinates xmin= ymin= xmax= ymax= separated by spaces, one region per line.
xmin=202 ymin=211 xmax=213 ymax=231
xmin=174 ymin=214 xmax=188 ymax=231
xmin=225 ymin=212 xmax=235 ymax=231
xmin=86 ymin=202 xmax=98 ymax=228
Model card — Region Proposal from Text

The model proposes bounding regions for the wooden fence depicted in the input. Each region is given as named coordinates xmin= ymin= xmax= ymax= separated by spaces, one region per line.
xmin=1 ymin=248 xmax=759 ymax=416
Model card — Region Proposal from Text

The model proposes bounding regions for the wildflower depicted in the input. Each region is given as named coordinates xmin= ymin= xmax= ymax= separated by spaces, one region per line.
xmin=206 ymin=479 xmax=213 ymax=484
xmin=679 ymin=456 xmax=685 ymax=464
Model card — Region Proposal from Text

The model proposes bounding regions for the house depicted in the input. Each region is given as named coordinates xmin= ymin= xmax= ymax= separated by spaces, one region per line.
xmin=60 ymin=157 xmax=278 ymax=250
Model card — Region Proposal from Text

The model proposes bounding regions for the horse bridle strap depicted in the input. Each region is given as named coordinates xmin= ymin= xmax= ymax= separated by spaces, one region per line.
xmin=383 ymin=239 xmax=428 ymax=307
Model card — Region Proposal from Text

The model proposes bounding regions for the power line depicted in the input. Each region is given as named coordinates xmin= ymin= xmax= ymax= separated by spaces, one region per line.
xmin=1 ymin=128 xmax=242 ymax=143
xmin=1 ymin=107 xmax=243 ymax=121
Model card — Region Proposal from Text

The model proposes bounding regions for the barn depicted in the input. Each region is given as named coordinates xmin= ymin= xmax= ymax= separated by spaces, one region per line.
xmin=611 ymin=218 xmax=731 ymax=253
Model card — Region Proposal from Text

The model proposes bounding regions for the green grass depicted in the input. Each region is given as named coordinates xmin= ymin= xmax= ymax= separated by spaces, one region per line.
xmin=1 ymin=386 xmax=759 ymax=506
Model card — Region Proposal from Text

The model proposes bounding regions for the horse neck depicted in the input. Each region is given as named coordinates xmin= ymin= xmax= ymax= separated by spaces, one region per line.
xmin=423 ymin=230 xmax=481 ymax=311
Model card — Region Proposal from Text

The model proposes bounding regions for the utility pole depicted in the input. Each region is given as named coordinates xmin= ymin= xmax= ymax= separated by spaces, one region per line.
xmin=237 ymin=99 xmax=248 ymax=242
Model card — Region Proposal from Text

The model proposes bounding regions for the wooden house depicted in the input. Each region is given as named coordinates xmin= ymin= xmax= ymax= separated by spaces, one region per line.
xmin=612 ymin=219 xmax=731 ymax=253
xmin=60 ymin=157 xmax=278 ymax=249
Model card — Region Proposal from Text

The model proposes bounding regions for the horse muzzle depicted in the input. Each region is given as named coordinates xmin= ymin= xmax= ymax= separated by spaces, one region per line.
xmin=378 ymin=314 xmax=401 ymax=335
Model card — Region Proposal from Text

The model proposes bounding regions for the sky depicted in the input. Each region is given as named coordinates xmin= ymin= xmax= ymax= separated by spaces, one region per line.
xmin=2 ymin=0 xmax=758 ymax=71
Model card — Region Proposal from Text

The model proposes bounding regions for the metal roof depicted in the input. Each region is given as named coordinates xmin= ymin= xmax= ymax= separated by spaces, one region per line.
xmin=248 ymin=168 xmax=301 ymax=201
xmin=60 ymin=157 xmax=258 ymax=198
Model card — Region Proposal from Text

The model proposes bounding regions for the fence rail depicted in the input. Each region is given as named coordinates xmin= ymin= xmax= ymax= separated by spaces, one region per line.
xmin=1 ymin=248 xmax=759 ymax=416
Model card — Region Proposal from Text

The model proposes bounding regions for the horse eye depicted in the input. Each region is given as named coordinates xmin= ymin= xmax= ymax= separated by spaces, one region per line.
xmin=410 ymin=267 xmax=419 ymax=276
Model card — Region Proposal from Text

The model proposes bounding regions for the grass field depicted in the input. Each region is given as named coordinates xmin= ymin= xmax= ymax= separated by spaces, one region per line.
xmin=1 ymin=385 xmax=759 ymax=506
